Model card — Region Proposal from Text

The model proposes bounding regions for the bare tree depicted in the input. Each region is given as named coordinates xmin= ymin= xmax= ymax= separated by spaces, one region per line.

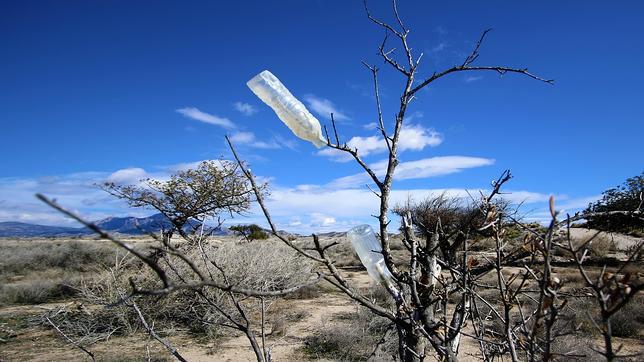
xmin=225 ymin=1 xmax=641 ymax=361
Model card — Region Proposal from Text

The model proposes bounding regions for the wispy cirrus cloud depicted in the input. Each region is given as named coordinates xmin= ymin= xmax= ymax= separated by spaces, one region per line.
xmin=233 ymin=102 xmax=258 ymax=116
xmin=303 ymin=94 xmax=350 ymax=121
xmin=176 ymin=107 xmax=235 ymax=129
xmin=318 ymin=124 xmax=443 ymax=162
xmin=464 ymin=75 xmax=483 ymax=83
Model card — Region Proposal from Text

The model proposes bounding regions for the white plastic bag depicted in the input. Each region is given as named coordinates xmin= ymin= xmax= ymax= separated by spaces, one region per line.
xmin=247 ymin=70 xmax=327 ymax=148
xmin=346 ymin=224 xmax=400 ymax=298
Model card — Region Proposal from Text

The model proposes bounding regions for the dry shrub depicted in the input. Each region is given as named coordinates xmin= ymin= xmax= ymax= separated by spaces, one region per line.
xmin=45 ymin=239 xmax=317 ymax=343
xmin=42 ymin=303 xmax=138 ymax=346
xmin=550 ymin=335 xmax=602 ymax=361
xmin=0 ymin=277 xmax=78 ymax=305
xmin=560 ymin=297 xmax=600 ymax=335
xmin=303 ymin=306 xmax=396 ymax=361
xmin=325 ymin=239 xmax=360 ymax=267
xmin=268 ymin=305 xmax=310 ymax=337
xmin=609 ymin=295 xmax=644 ymax=338
xmin=285 ymin=284 xmax=320 ymax=300
xmin=0 ymin=241 xmax=117 ymax=275
xmin=0 ymin=241 xmax=120 ymax=305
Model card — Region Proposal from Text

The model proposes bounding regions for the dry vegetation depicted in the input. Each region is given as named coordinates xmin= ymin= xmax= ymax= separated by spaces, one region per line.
xmin=1 ymin=229 xmax=642 ymax=361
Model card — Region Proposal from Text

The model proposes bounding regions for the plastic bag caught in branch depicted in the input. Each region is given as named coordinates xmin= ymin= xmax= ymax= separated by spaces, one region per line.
xmin=347 ymin=224 xmax=400 ymax=298
xmin=247 ymin=70 xmax=327 ymax=148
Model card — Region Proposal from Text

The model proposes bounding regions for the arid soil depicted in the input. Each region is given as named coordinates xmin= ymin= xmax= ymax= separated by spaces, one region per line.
xmin=0 ymin=270 xmax=369 ymax=361
xmin=1 ymin=230 xmax=642 ymax=361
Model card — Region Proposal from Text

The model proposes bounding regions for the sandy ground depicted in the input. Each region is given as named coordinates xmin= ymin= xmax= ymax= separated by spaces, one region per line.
xmin=568 ymin=228 xmax=642 ymax=250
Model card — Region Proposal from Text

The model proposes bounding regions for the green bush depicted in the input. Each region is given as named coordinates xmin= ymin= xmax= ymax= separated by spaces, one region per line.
xmin=229 ymin=224 xmax=269 ymax=240
xmin=585 ymin=172 xmax=644 ymax=233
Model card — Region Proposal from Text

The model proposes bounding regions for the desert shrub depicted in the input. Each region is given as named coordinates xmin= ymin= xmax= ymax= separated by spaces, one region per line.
xmin=0 ymin=241 xmax=116 ymax=275
xmin=1 ymin=279 xmax=69 ymax=305
xmin=50 ymin=239 xmax=316 ymax=342
xmin=42 ymin=302 xmax=139 ymax=346
xmin=0 ymin=272 xmax=83 ymax=305
xmin=303 ymin=306 xmax=396 ymax=361
xmin=285 ymin=284 xmax=320 ymax=300
xmin=550 ymin=335 xmax=601 ymax=361
xmin=326 ymin=239 xmax=360 ymax=267
xmin=560 ymin=297 xmax=600 ymax=335
xmin=610 ymin=295 xmax=644 ymax=338
xmin=268 ymin=305 xmax=310 ymax=336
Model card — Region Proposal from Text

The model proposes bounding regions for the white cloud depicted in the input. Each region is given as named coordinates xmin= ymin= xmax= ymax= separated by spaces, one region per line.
xmin=557 ymin=195 xmax=600 ymax=211
xmin=229 ymin=131 xmax=256 ymax=144
xmin=229 ymin=131 xmax=281 ymax=149
xmin=363 ymin=122 xmax=378 ymax=131
xmin=328 ymin=156 xmax=495 ymax=189
xmin=107 ymin=167 xmax=149 ymax=185
xmin=310 ymin=213 xmax=336 ymax=227
xmin=391 ymin=156 xmax=494 ymax=181
xmin=176 ymin=107 xmax=235 ymax=129
xmin=254 ymin=183 xmax=552 ymax=234
xmin=399 ymin=124 xmax=443 ymax=150
xmin=0 ymin=173 xmax=129 ymax=226
xmin=233 ymin=102 xmax=258 ymax=116
xmin=318 ymin=124 xmax=443 ymax=162
xmin=303 ymin=95 xmax=350 ymax=121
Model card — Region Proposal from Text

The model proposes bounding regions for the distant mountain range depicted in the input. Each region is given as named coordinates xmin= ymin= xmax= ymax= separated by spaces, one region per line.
xmin=0 ymin=213 xmax=232 ymax=237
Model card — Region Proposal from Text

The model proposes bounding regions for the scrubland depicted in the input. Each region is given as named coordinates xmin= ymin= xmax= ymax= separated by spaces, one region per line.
xmin=1 ymin=229 xmax=642 ymax=361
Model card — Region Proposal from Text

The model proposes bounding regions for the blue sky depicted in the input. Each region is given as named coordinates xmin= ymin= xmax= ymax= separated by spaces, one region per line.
xmin=1 ymin=0 xmax=643 ymax=233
